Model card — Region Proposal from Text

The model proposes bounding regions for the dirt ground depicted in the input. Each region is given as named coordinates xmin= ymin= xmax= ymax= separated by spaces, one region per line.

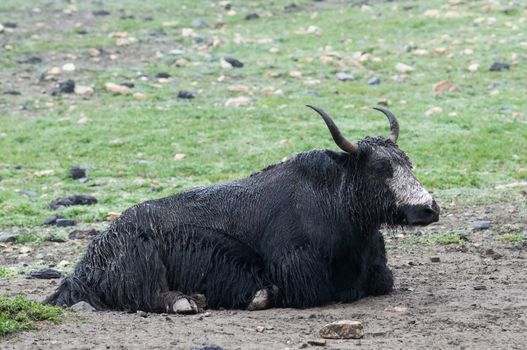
xmin=1 ymin=200 xmax=526 ymax=350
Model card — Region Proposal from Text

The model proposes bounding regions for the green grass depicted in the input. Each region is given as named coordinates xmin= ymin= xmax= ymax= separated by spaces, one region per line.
xmin=500 ymin=233 xmax=526 ymax=242
xmin=0 ymin=295 xmax=63 ymax=336
xmin=408 ymin=232 xmax=467 ymax=245
xmin=0 ymin=267 xmax=15 ymax=279
xmin=0 ymin=0 xmax=526 ymax=227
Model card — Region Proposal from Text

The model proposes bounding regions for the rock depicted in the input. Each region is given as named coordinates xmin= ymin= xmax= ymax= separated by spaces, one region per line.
xmin=468 ymin=63 xmax=479 ymax=72
xmin=307 ymin=339 xmax=326 ymax=346
xmin=17 ymin=56 xmax=43 ymax=64
xmin=56 ymin=218 xmax=76 ymax=227
xmin=191 ymin=18 xmax=208 ymax=28
xmin=368 ymin=76 xmax=381 ymax=85
xmin=223 ymin=57 xmax=244 ymax=68
xmin=69 ymin=166 xmax=86 ymax=179
xmin=3 ymin=22 xmax=17 ymax=28
xmin=225 ymin=96 xmax=251 ymax=107
xmin=425 ymin=106 xmax=442 ymax=117
xmin=377 ymin=98 xmax=390 ymax=106
xmin=62 ymin=63 xmax=76 ymax=72
xmin=247 ymin=289 xmax=270 ymax=311
xmin=395 ymin=62 xmax=415 ymax=73
xmin=105 ymin=82 xmax=130 ymax=95
xmin=384 ymin=306 xmax=408 ymax=313
xmin=45 ymin=234 xmax=67 ymax=243
xmin=473 ymin=220 xmax=491 ymax=230
xmin=335 ymin=72 xmax=355 ymax=81
xmin=189 ymin=345 xmax=225 ymax=350
xmin=137 ymin=310 xmax=148 ymax=317
xmin=0 ymin=233 xmax=19 ymax=242
xmin=245 ymin=13 xmax=260 ymax=20
xmin=433 ymin=80 xmax=460 ymax=96
xmin=52 ymin=79 xmax=75 ymax=95
xmin=474 ymin=284 xmax=487 ymax=291
xmin=289 ymin=71 xmax=302 ymax=78
xmin=44 ymin=215 xmax=64 ymax=225
xmin=89 ymin=48 xmax=102 ymax=57
xmin=120 ymin=81 xmax=134 ymax=89
xmin=227 ymin=84 xmax=250 ymax=93
xmin=174 ymin=58 xmax=188 ymax=67
xmin=255 ymin=325 xmax=265 ymax=333
xmin=178 ymin=90 xmax=194 ymax=99
xmin=49 ymin=195 xmax=97 ymax=209
xmin=173 ymin=298 xmax=198 ymax=314
xmin=71 ymin=301 xmax=96 ymax=312
xmin=319 ymin=320 xmax=364 ymax=339
xmin=155 ymin=72 xmax=171 ymax=79
xmin=0 ymin=24 xmax=4 ymax=33
xmin=28 ymin=269 xmax=63 ymax=279
xmin=3 ymin=90 xmax=21 ymax=95
xmin=69 ymin=229 xmax=99 ymax=240
xmin=133 ymin=92 xmax=147 ymax=100
xmin=74 ymin=86 xmax=94 ymax=96
xmin=107 ymin=212 xmax=121 ymax=221
xmin=48 ymin=67 xmax=62 ymax=76
xmin=430 ymin=256 xmax=441 ymax=263
xmin=489 ymin=62 xmax=510 ymax=72
xmin=92 ymin=10 xmax=110 ymax=16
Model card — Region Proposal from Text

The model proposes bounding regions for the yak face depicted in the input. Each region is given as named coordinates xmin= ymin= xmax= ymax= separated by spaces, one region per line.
xmin=307 ymin=105 xmax=440 ymax=228
xmin=356 ymin=137 xmax=439 ymax=227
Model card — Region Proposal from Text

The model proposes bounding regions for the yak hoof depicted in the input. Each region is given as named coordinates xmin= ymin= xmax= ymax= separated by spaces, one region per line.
xmin=247 ymin=289 xmax=270 ymax=311
xmin=173 ymin=298 xmax=198 ymax=314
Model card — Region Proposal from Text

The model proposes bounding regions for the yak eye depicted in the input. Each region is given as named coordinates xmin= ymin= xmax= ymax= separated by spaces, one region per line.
xmin=373 ymin=162 xmax=389 ymax=174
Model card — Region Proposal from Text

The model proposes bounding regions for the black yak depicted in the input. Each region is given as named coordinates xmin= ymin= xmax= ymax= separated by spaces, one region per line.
xmin=45 ymin=105 xmax=439 ymax=314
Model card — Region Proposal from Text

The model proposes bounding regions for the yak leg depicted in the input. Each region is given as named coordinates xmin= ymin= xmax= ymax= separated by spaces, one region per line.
xmin=247 ymin=285 xmax=278 ymax=311
xmin=364 ymin=230 xmax=394 ymax=296
xmin=268 ymin=246 xmax=331 ymax=308
xmin=157 ymin=291 xmax=206 ymax=314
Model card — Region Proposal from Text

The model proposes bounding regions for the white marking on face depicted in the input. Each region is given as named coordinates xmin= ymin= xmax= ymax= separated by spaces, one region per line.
xmin=388 ymin=165 xmax=434 ymax=207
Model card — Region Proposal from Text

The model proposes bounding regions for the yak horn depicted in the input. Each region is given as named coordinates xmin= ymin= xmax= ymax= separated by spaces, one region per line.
xmin=372 ymin=107 xmax=399 ymax=143
xmin=307 ymin=105 xmax=358 ymax=154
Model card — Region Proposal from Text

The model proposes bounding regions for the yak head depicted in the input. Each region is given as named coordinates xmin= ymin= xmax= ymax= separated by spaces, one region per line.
xmin=308 ymin=105 xmax=440 ymax=228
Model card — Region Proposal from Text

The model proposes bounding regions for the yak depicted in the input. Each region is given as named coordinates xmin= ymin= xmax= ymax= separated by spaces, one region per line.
xmin=45 ymin=105 xmax=439 ymax=314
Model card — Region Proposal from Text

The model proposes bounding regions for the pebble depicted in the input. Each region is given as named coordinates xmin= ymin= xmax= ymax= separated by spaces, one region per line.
xmin=133 ymin=92 xmax=147 ymax=100
xmin=225 ymin=96 xmax=251 ymax=107
xmin=307 ymin=339 xmax=327 ymax=346
xmin=137 ymin=310 xmax=148 ymax=317
xmin=44 ymin=215 xmax=64 ymax=225
xmin=245 ymin=13 xmax=260 ymax=20
xmin=430 ymin=256 xmax=441 ymax=263
xmin=0 ymin=24 xmax=3 ymax=33
xmin=69 ymin=229 xmax=99 ymax=240
xmin=71 ymin=301 xmax=96 ymax=312
xmin=489 ymin=62 xmax=510 ymax=72
xmin=62 ymin=63 xmax=76 ymax=72
xmin=120 ymin=81 xmax=135 ymax=89
xmin=255 ymin=325 xmax=265 ymax=333
xmin=49 ymin=194 xmax=97 ymax=209
xmin=368 ymin=76 xmax=381 ymax=85
xmin=473 ymin=220 xmax=491 ymax=230
xmin=223 ymin=57 xmax=244 ymax=68
xmin=74 ymin=85 xmax=94 ymax=96
xmin=191 ymin=18 xmax=208 ymax=28
xmin=0 ymin=233 xmax=19 ymax=242
xmin=92 ymin=10 xmax=110 ymax=16
xmin=48 ymin=67 xmax=62 ymax=76
xmin=178 ymin=90 xmax=195 ymax=99
xmin=17 ymin=56 xmax=43 ymax=64
xmin=395 ymin=62 xmax=415 ymax=73
xmin=70 ymin=166 xmax=86 ymax=179
xmin=106 ymin=212 xmax=121 ymax=221
xmin=28 ymin=269 xmax=63 ymax=279
xmin=56 ymin=218 xmax=76 ymax=227
xmin=474 ymin=284 xmax=487 ymax=291
xmin=319 ymin=320 xmax=364 ymax=339
xmin=51 ymin=79 xmax=75 ymax=95
xmin=155 ymin=72 xmax=171 ymax=79
xmin=105 ymin=82 xmax=130 ymax=95
xmin=335 ymin=72 xmax=355 ymax=81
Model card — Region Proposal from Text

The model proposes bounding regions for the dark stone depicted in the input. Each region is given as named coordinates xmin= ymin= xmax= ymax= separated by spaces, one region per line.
xmin=93 ymin=10 xmax=111 ymax=16
xmin=120 ymin=15 xmax=135 ymax=20
xmin=178 ymin=90 xmax=195 ymax=99
xmin=56 ymin=218 xmax=76 ymax=227
xmin=69 ymin=229 xmax=99 ymax=240
xmin=3 ymin=22 xmax=18 ymax=28
xmin=0 ymin=233 xmax=19 ymax=242
xmin=17 ymin=56 xmax=43 ymax=64
xmin=28 ymin=269 xmax=63 ymax=279
xmin=189 ymin=345 xmax=225 ymax=350
xmin=474 ymin=284 xmax=487 ymax=291
xmin=3 ymin=90 xmax=21 ymax=95
xmin=52 ymin=80 xmax=76 ymax=96
xmin=155 ymin=72 xmax=171 ymax=78
xmin=368 ymin=76 xmax=381 ymax=85
xmin=430 ymin=256 xmax=441 ymax=263
xmin=245 ymin=13 xmax=260 ymax=20
xmin=76 ymin=29 xmax=88 ymax=35
xmin=489 ymin=62 xmax=510 ymax=72
xmin=120 ymin=81 xmax=135 ymax=88
xmin=45 ymin=234 xmax=68 ymax=243
xmin=44 ymin=215 xmax=64 ymax=225
xmin=48 ymin=194 xmax=98 ymax=209
xmin=473 ymin=220 xmax=491 ymax=230
xmin=70 ymin=166 xmax=86 ymax=179
xmin=224 ymin=57 xmax=244 ymax=68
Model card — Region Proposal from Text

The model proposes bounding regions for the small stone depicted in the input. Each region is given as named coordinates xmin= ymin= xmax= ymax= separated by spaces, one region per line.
xmin=307 ymin=339 xmax=326 ymax=346
xmin=49 ymin=195 xmax=97 ymax=209
xmin=227 ymin=84 xmax=250 ymax=93
xmin=223 ymin=57 xmax=244 ymax=68
xmin=474 ymin=284 xmax=487 ymax=291
xmin=174 ymin=153 xmax=186 ymax=161
xmin=56 ymin=218 xmax=76 ymax=227
xmin=62 ymin=63 xmax=76 ymax=72
xmin=468 ymin=63 xmax=480 ymax=72
xmin=70 ymin=166 xmax=86 ymax=179
xmin=255 ymin=326 xmax=265 ymax=333
xmin=377 ymin=98 xmax=390 ymax=106
xmin=173 ymin=298 xmax=198 ymax=314
xmin=489 ymin=62 xmax=510 ymax=72
xmin=0 ymin=233 xmax=19 ymax=242
xmin=137 ymin=310 xmax=148 ymax=317
xmin=191 ymin=18 xmax=208 ymax=28
xmin=368 ymin=76 xmax=381 ymax=85
xmin=430 ymin=256 xmax=441 ymax=263
xmin=105 ymin=82 xmax=130 ymax=95
xmin=48 ymin=67 xmax=62 ymax=76
xmin=120 ymin=81 xmax=134 ymax=89
xmin=425 ymin=106 xmax=443 ymax=117
xmin=44 ymin=215 xmax=64 ymax=225
xmin=335 ymin=72 xmax=355 ymax=81
xmin=69 ymin=229 xmax=99 ymax=240
xmin=433 ymin=80 xmax=460 ymax=97
xmin=395 ymin=62 xmax=415 ymax=73
xmin=289 ymin=71 xmax=302 ymax=78
xmin=473 ymin=220 xmax=491 ymax=230
xmin=319 ymin=320 xmax=364 ymax=339
xmin=89 ymin=48 xmax=102 ymax=57
xmin=17 ymin=56 xmax=43 ymax=64
xmin=28 ymin=269 xmax=63 ymax=279
xmin=74 ymin=86 xmax=94 ymax=96
xmin=155 ymin=72 xmax=171 ymax=79
xmin=106 ymin=212 xmax=121 ymax=221
xmin=245 ymin=13 xmax=259 ymax=20
xmin=133 ymin=92 xmax=147 ymax=100
xmin=93 ymin=10 xmax=110 ymax=16
xmin=3 ymin=90 xmax=21 ymax=95
xmin=178 ymin=90 xmax=194 ymax=99
xmin=225 ymin=96 xmax=251 ymax=107
xmin=57 ymin=79 xmax=76 ymax=94
xmin=70 ymin=301 xmax=96 ymax=313
xmin=0 ymin=24 xmax=4 ymax=33
xmin=174 ymin=58 xmax=188 ymax=67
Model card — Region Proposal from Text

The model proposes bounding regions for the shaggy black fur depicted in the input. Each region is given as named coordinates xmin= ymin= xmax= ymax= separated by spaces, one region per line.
xmin=45 ymin=137 xmax=422 ymax=312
